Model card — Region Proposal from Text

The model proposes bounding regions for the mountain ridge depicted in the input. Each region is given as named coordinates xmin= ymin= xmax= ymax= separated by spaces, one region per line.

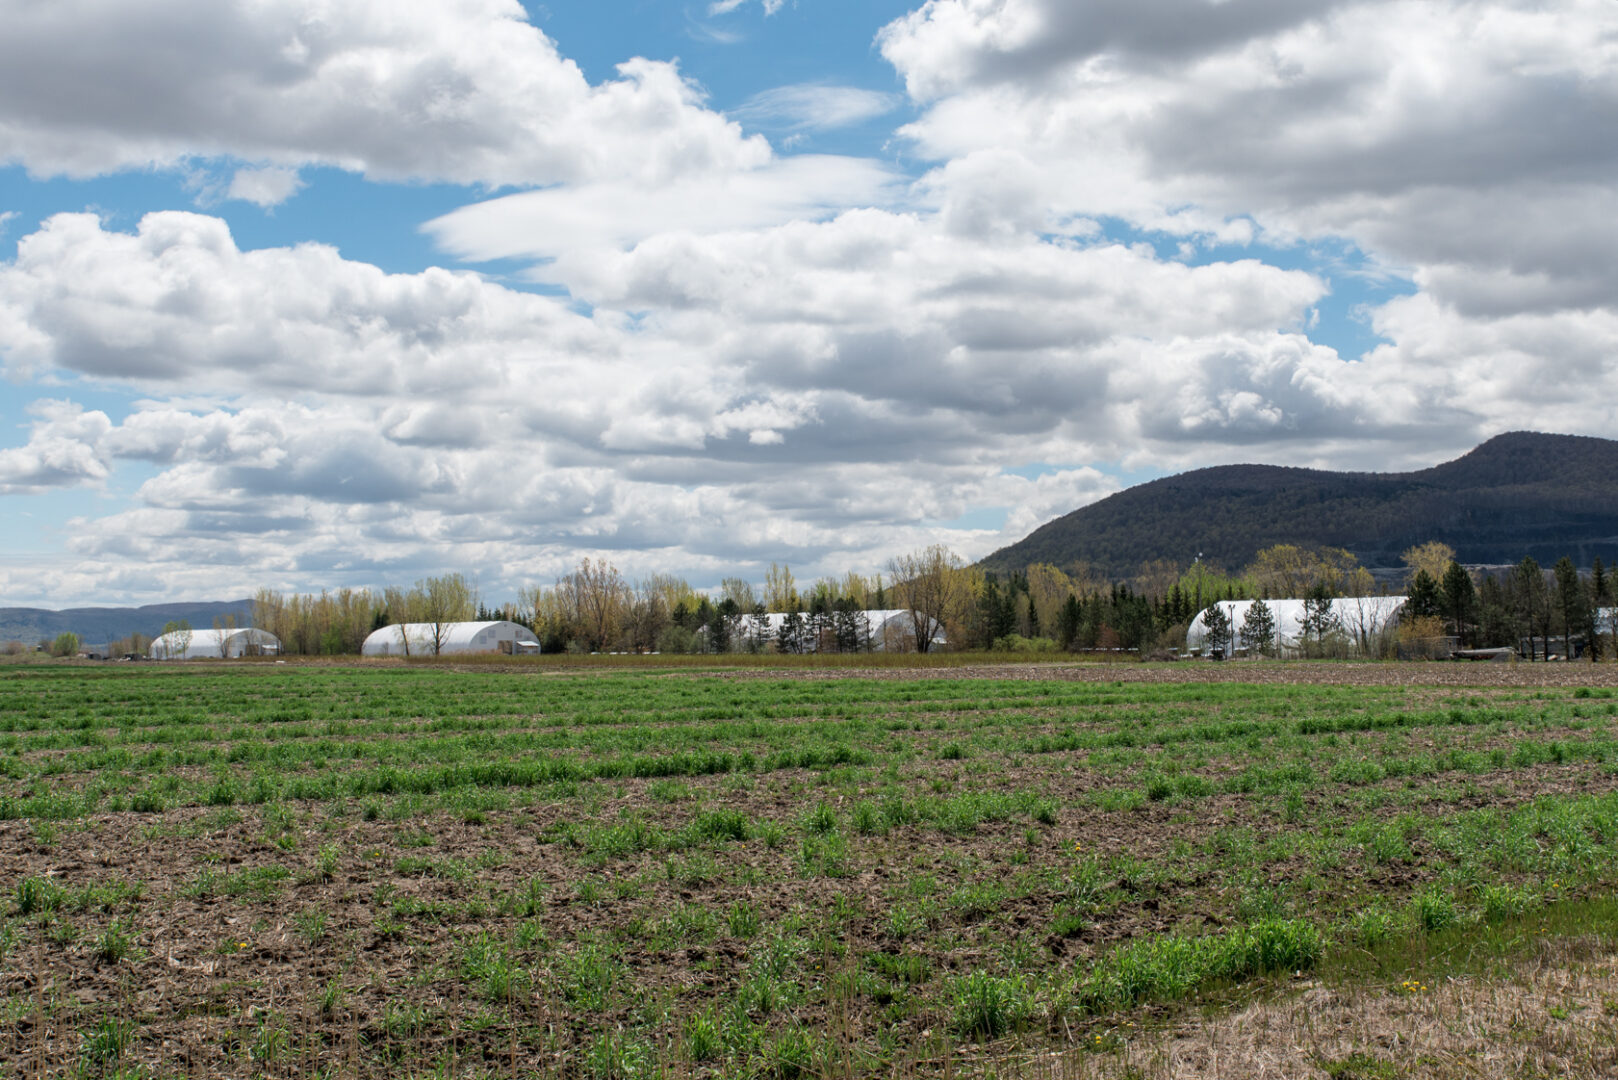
xmin=0 ymin=600 xmax=256 ymax=647
xmin=981 ymin=432 xmax=1618 ymax=579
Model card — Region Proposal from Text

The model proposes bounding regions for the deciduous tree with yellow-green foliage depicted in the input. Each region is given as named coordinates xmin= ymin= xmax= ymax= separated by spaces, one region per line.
xmin=1402 ymin=541 xmax=1457 ymax=585
xmin=1245 ymin=544 xmax=1371 ymax=599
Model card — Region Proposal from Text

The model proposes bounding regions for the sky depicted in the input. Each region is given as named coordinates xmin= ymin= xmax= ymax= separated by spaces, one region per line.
xmin=1 ymin=0 xmax=1615 ymax=607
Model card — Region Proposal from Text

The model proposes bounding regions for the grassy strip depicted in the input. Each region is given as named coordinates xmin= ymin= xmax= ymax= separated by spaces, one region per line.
xmin=960 ymin=879 xmax=1618 ymax=1048
xmin=1072 ymin=918 xmax=1325 ymax=1015
xmin=396 ymin=650 xmax=1126 ymax=670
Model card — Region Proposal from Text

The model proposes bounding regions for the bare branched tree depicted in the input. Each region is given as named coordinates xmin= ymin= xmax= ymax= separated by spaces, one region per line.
xmin=417 ymin=574 xmax=477 ymax=655
xmin=763 ymin=564 xmax=797 ymax=612
xmin=565 ymin=558 xmax=631 ymax=652
xmin=887 ymin=545 xmax=968 ymax=654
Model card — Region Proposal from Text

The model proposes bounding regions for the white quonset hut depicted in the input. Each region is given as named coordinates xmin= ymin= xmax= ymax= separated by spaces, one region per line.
xmin=732 ymin=610 xmax=946 ymax=652
xmin=1185 ymin=597 xmax=1407 ymax=656
xmin=362 ymin=621 xmax=541 ymax=657
xmin=150 ymin=627 xmax=282 ymax=660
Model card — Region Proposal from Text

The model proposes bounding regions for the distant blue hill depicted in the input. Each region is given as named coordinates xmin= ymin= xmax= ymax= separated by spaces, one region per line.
xmin=0 ymin=600 xmax=255 ymax=647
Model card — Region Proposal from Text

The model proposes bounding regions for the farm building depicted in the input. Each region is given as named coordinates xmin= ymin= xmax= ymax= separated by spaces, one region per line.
xmin=1185 ymin=597 xmax=1407 ymax=656
xmin=149 ymin=627 xmax=282 ymax=660
xmin=362 ymin=620 xmax=541 ymax=657
xmin=728 ymin=609 xmax=947 ymax=652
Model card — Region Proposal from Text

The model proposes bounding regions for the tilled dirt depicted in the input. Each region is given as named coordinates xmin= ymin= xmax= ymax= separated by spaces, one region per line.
xmin=2 ymin=662 xmax=1616 ymax=1078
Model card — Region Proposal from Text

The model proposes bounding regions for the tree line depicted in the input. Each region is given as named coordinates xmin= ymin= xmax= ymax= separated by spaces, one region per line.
xmin=242 ymin=540 xmax=1615 ymax=659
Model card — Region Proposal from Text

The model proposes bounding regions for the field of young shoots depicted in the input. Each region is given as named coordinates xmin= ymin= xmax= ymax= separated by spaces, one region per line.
xmin=3 ymin=661 xmax=1618 ymax=1079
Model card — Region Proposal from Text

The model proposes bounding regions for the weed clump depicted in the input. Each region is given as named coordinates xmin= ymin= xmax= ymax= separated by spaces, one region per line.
xmin=949 ymin=971 xmax=1033 ymax=1039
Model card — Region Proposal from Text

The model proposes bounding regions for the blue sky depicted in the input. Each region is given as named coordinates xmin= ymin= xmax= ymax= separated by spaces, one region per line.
xmin=1 ymin=0 xmax=1613 ymax=607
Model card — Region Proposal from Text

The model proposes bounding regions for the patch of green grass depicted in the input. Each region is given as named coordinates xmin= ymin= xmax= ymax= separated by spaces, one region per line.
xmin=949 ymin=972 xmax=1033 ymax=1039
xmin=1318 ymin=1052 xmax=1401 ymax=1080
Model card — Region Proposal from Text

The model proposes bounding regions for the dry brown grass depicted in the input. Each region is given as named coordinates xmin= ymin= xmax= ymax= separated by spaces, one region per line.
xmin=993 ymin=935 xmax=1618 ymax=1080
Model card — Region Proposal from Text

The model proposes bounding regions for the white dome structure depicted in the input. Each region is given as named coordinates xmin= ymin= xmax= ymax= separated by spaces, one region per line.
xmin=362 ymin=620 xmax=540 ymax=657
xmin=1186 ymin=597 xmax=1407 ymax=656
xmin=729 ymin=610 xmax=946 ymax=652
xmin=150 ymin=627 xmax=281 ymax=660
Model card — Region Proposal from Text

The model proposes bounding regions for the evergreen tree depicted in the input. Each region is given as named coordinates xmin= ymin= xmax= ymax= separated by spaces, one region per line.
xmin=777 ymin=596 xmax=805 ymax=654
xmin=1058 ymin=594 xmax=1082 ymax=650
xmin=1405 ymin=570 xmax=1441 ymax=619
xmin=833 ymin=596 xmax=862 ymax=653
xmin=854 ymin=606 xmax=875 ymax=652
xmin=983 ymin=578 xmax=1017 ymax=643
xmin=709 ymin=598 xmax=738 ymax=654
xmin=1439 ymin=561 xmax=1477 ymax=646
xmin=1553 ymin=557 xmax=1588 ymax=662
xmin=1201 ymin=603 xmax=1232 ymax=658
xmin=1516 ymin=557 xmax=1549 ymax=660
xmin=1476 ymin=574 xmax=1516 ymax=648
xmin=749 ymin=602 xmax=772 ymax=653
xmin=671 ymin=599 xmax=696 ymax=631
xmin=1591 ymin=558 xmax=1612 ymax=662
xmin=972 ymin=577 xmax=1003 ymax=650
xmin=1240 ymin=600 xmax=1277 ymax=658
xmin=1113 ymin=588 xmax=1156 ymax=651
xmin=1300 ymin=583 xmax=1341 ymax=652
xmin=807 ymin=592 xmax=833 ymax=652
xmin=1026 ymin=593 xmax=1040 ymax=639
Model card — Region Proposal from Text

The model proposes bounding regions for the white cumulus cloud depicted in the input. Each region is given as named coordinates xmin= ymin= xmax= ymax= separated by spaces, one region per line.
xmin=0 ymin=0 xmax=768 ymax=189
xmin=226 ymin=165 xmax=305 ymax=208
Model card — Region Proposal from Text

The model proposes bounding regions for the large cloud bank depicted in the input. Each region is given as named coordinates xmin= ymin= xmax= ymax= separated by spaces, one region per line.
xmin=2 ymin=0 xmax=1615 ymax=603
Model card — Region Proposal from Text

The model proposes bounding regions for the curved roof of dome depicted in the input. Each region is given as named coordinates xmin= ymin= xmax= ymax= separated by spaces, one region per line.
xmin=362 ymin=621 xmax=539 ymax=654
xmin=149 ymin=627 xmax=281 ymax=658
xmin=1186 ymin=597 xmax=1407 ymax=651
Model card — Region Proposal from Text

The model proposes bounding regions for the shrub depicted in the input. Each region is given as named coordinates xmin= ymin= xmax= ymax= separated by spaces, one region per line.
xmin=655 ymin=626 xmax=702 ymax=655
xmin=991 ymin=635 xmax=1058 ymax=654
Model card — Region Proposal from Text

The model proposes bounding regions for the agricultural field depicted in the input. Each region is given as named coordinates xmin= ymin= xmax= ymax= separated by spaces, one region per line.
xmin=3 ymin=661 xmax=1618 ymax=1079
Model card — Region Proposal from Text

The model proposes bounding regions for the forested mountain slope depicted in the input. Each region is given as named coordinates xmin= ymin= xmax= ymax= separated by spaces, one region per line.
xmin=981 ymin=432 xmax=1618 ymax=578
xmin=0 ymin=600 xmax=255 ymax=646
